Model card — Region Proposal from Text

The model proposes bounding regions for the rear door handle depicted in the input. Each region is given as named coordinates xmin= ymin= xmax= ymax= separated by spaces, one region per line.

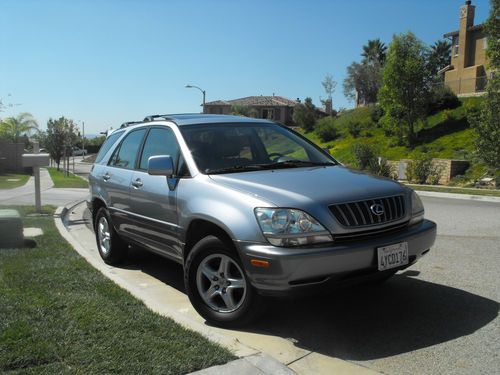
xmin=103 ymin=173 xmax=111 ymax=181
xmin=131 ymin=178 xmax=143 ymax=188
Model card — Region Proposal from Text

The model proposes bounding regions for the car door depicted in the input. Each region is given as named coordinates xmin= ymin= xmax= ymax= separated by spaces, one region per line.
xmin=128 ymin=126 xmax=183 ymax=260
xmin=104 ymin=128 xmax=147 ymax=236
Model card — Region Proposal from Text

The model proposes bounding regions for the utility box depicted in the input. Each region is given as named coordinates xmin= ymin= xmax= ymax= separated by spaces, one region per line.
xmin=22 ymin=153 xmax=50 ymax=167
xmin=0 ymin=209 xmax=24 ymax=248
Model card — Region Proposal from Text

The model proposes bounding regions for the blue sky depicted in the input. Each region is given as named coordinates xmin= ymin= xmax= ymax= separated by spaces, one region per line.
xmin=0 ymin=0 xmax=490 ymax=135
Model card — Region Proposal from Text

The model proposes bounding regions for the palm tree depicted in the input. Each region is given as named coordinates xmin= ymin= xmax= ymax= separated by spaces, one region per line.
xmin=361 ymin=39 xmax=387 ymax=65
xmin=428 ymin=40 xmax=452 ymax=76
xmin=0 ymin=112 xmax=39 ymax=142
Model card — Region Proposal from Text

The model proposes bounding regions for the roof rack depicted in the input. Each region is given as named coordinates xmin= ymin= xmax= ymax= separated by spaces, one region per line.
xmin=143 ymin=114 xmax=170 ymax=122
xmin=120 ymin=121 xmax=142 ymax=129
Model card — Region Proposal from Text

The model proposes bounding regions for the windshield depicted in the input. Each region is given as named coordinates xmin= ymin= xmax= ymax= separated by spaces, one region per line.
xmin=180 ymin=122 xmax=336 ymax=174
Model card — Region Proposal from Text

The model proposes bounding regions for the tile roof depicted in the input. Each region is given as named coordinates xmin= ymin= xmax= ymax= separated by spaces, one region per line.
xmin=205 ymin=95 xmax=299 ymax=107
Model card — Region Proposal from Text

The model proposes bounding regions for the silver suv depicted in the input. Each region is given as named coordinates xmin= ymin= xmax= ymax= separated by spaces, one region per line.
xmin=88 ymin=114 xmax=436 ymax=326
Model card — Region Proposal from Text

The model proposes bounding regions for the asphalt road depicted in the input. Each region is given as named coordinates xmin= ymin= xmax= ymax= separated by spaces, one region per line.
xmin=71 ymin=155 xmax=93 ymax=179
xmin=85 ymin=195 xmax=499 ymax=375
xmin=253 ymin=196 xmax=500 ymax=375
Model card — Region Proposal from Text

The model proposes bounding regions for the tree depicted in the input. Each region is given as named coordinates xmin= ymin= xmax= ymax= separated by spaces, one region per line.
xmin=361 ymin=38 xmax=387 ymax=65
xmin=0 ymin=112 xmax=38 ymax=142
xmin=321 ymin=73 xmax=337 ymax=100
xmin=293 ymin=97 xmax=317 ymax=131
xmin=344 ymin=38 xmax=386 ymax=106
xmin=343 ymin=61 xmax=383 ymax=106
xmin=378 ymin=32 xmax=430 ymax=147
xmin=39 ymin=117 xmax=79 ymax=170
xmin=469 ymin=0 xmax=500 ymax=170
xmin=485 ymin=0 xmax=500 ymax=68
xmin=427 ymin=40 xmax=452 ymax=78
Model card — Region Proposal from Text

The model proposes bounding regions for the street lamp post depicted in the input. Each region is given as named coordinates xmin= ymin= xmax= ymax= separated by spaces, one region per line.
xmin=185 ymin=84 xmax=206 ymax=113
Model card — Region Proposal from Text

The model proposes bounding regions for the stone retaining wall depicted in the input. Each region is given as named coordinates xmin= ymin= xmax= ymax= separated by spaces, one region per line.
xmin=388 ymin=158 xmax=470 ymax=185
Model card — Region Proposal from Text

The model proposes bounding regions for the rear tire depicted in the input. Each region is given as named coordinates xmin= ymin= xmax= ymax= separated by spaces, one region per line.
xmin=94 ymin=207 xmax=127 ymax=265
xmin=184 ymin=235 xmax=263 ymax=327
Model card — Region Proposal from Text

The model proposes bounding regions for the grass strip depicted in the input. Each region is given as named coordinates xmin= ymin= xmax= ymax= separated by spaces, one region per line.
xmin=0 ymin=205 xmax=235 ymax=374
xmin=408 ymin=184 xmax=500 ymax=197
xmin=0 ymin=173 xmax=30 ymax=189
xmin=47 ymin=168 xmax=88 ymax=188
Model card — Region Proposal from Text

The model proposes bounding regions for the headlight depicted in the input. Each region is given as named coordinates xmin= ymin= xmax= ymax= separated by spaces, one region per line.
xmin=409 ymin=191 xmax=425 ymax=226
xmin=255 ymin=208 xmax=333 ymax=247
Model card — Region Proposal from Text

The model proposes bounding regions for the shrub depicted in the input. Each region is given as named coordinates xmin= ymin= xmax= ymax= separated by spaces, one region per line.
xmin=370 ymin=106 xmax=385 ymax=124
xmin=368 ymin=158 xmax=395 ymax=178
xmin=406 ymin=155 xmax=442 ymax=184
xmin=442 ymin=109 xmax=454 ymax=121
xmin=347 ymin=121 xmax=362 ymax=138
xmin=316 ymin=117 xmax=338 ymax=142
xmin=351 ymin=143 xmax=376 ymax=170
xmin=427 ymin=86 xmax=460 ymax=115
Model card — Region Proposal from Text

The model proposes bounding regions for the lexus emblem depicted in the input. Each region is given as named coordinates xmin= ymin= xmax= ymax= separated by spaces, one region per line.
xmin=370 ymin=203 xmax=384 ymax=216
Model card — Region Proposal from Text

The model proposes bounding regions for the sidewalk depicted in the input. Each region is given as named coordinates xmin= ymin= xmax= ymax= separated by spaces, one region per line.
xmin=0 ymin=168 xmax=88 ymax=206
xmin=56 ymin=201 xmax=380 ymax=375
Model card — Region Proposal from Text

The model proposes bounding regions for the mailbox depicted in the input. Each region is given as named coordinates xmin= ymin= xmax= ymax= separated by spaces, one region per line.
xmin=22 ymin=153 xmax=50 ymax=167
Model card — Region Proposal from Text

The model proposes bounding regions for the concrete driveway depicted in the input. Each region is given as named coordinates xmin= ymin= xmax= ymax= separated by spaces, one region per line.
xmin=59 ymin=195 xmax=499 ymax=375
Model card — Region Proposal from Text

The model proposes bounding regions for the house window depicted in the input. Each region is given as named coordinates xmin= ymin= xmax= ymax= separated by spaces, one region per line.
xmin=453 ymin=36 xmax=459 ymax=56
xmin=262 ymin=109 xmax=274 ymax=120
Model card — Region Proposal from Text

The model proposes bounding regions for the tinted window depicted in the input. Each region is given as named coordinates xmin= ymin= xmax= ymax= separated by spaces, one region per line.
xmin=139 ymin=128 xmax=180 ymax=170
xmin=95 ymin=131 xmax=124 ymax=164
xmin=109 ymin=129 xmax=147 ymax=169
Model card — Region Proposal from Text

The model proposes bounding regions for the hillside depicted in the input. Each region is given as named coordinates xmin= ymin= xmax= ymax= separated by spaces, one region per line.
xmin=302 ymin=97 xmax=483 ymax=167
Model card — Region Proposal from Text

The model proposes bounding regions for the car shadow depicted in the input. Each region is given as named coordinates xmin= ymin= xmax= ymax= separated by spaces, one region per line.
xmin=245 ymin=274 xmax=499 ymax=361
xmin=107 ymin=247 xmax=498 ymax=361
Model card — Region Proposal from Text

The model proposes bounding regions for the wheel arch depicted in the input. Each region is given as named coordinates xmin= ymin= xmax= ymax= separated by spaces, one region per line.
xmin=183 ymin=218 xmax=238 ymax=263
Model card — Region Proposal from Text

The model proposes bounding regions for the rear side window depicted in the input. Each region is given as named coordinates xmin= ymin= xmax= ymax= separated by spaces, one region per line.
xmin=109 ymin=129 xmax=147 ymax=170
xmin=95 ymin=131 xmax=124 ymax=164
xmin=139 ymin=128 xmax=180 ymax=170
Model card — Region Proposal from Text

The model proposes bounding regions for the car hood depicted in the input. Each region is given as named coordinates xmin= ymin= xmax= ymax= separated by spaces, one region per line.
xmin=208 ymin=165 xmax=406 ymax=208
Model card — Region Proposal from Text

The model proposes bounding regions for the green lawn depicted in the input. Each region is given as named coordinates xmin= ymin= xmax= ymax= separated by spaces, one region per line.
xmin=0 ymin=173 xmax=30 ymax=190
xmin=47 ymin=168 xmax=88 ymax=188
xmin=0 ymin=206 xmax=235 ymax=374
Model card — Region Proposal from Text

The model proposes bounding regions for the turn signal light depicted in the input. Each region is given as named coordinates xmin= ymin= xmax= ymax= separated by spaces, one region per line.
xmin=250 ymin=259 xmax=269 ymax=268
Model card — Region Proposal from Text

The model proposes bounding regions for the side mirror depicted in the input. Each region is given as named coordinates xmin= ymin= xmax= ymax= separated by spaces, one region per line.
xmin=148 ymin=155 xmax=174 ymax=177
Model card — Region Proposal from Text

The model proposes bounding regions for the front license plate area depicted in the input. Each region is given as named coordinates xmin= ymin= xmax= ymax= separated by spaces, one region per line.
xmin=377 ymin=242 xmax=409 ymax=271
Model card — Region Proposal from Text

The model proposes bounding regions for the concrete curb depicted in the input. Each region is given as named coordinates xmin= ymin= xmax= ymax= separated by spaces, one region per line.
xmin=415 ymin=190 xmax=500 ymax=203
xmin=53 ymin=203 xmax=295 ymax=375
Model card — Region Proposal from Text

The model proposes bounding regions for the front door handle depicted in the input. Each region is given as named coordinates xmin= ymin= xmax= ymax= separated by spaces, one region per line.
xmin=103 ymin=173 xmax=111 ymax=181
xmin=131 ymin=178 xmax=143 ymax=188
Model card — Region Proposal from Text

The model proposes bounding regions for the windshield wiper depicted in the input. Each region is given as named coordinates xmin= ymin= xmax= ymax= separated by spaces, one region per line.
xmin=206 ymin=161 xmax=334 ymax=174
xmin=269 ymin=160 xmax=334 ymax=168
xmin=206 ymin=164 xmax=270 ymax=174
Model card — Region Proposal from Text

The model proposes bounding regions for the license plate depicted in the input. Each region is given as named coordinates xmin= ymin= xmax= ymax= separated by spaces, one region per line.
xmin=377 ymin=242 xmax=409 ymax=271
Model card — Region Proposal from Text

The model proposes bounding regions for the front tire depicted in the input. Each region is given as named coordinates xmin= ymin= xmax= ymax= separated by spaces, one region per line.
xmin=94 ymin=207 xmax=127 ymax=265
xmin=184 ymin=236 xmax=262 ymax=327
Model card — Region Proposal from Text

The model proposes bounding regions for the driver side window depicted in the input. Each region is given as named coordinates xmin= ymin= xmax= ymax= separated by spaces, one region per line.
xmin=139 ymin=127 xmax=180 ymax=171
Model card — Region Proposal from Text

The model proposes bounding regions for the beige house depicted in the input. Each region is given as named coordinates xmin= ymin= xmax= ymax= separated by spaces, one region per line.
xmin=203 ymin=95 xmax=329 ymax=126
xmin=442 ymin=0 xmax=491 ymax=95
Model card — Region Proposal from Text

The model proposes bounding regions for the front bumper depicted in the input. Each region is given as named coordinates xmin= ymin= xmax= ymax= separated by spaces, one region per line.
xmin=237 ymin=219 xmax=436 ymax=296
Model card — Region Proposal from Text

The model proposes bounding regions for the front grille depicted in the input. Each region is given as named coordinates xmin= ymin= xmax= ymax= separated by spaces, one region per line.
xmin=329 ymin=195 xmax=406 ymax=227
xmin=334 ymin=221 xmax=409 ymax=243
